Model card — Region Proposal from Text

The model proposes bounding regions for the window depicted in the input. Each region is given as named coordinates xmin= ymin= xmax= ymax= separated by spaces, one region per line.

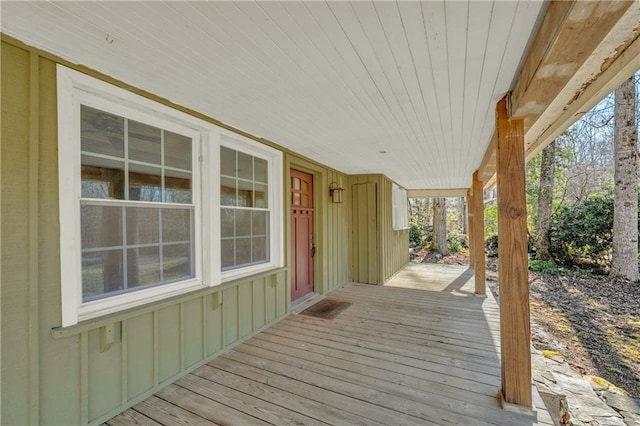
xmin=58 ymin=66 xmax=284 ymax=326
xmin=392 ymin=183 xmax=409 ymax=230
xmin=219 ymin=134 xmax=283 ymax=281
xmin=80 ymin=106 xmax=195 ymax=302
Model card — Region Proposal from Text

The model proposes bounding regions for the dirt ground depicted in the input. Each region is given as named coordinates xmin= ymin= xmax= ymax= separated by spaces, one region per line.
xmin=419 ymin=250 xmax=640 ymax=398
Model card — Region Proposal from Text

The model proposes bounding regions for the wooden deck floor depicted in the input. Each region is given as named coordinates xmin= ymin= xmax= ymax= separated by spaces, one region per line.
xmin=107 ymin=263 xmax=552 ymax=425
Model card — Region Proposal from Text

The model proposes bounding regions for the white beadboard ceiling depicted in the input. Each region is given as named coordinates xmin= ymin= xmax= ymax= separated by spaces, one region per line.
xmin=2 ymin=1 xmax=546 ymax=190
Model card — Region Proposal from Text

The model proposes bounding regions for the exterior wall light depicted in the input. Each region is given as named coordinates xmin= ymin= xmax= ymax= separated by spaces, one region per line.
xmin=329 ymin=182 xmax=345 ymax=204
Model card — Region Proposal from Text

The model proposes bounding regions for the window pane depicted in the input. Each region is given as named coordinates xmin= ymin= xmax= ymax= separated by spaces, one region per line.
xmin=255 ymin=184 xmax=268 ymax=208
xmin=219 ymin=146 xmax=273 ymax=273
xmin=81 ymin=205 xmax=122 ymax=249
xmin=221 ymin=208 xmax=234 ymax=238
xmin=236 ymin=237 xmax=251 ymax=265
xmin=163 ymin=243 xmax=192 ymax=281
xmin=126 ymin=207 xmax=159 ymax=245
xmin=254 ymin=158 xmax=268 ymax=183
xmin=221 ymin=177 xmax=237 ymax=206
xmin=82 ymin=249 xmax=123 ymax=300
xmin=237 ymin=152 xmax=253 ymax=180
xmin=129 ymin=163 xmax=161 ymax=202
xmin=128 ymin=120 xmax=161 ymax=164
xmin=221 ymin=239 xmax=235 ymax=269
xmin=165 ymin=170 xmax=192 ymax=204
xmin=164 ymin=131 xmax=191 ymax=170
xmin=235 ymin=209 xmax=251 ymax=237
xmin=162 ymin=208 xmax=192 ymax=242
xmin=81 ymin=156 xmax=125 ymax=199
xmin=81 ymin=105 xmax=124 ymax=158
xmin=252 ymin=211 xmax=268 ymax=236
xmin=252 ymin=236 xmax=268 ymax=263
xmin=237 ymin=180 xmax=253 ymax=207
xmin=220 ymin=146 xmax=236 ymax=177
xmin=127 ymin=246 xmax=160 ymax=288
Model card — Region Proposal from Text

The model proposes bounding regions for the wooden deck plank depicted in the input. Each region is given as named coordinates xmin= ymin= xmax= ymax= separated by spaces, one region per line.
xmin=105 ymin=408 xmax=161 ymax=426
xmin=191 ymin=363 xmax=374 ymax=426
xmin=260 ymin=325 xmax=501 ymax=385
xmin=240 ymin=335 xmax=499 ymax=408
xmin=155 ymin=384 xmax=271 ymax=426
xmin=283 ymin=314 xmax=501 ymax=367
xmin=133 ymin=395 xmax=218 ymax=426
xmin=214 ymin=354 xmax=429 ymax=426
xmin=237 ymin=336 xmax=532 ymax=425
xmin=257 ymin=317 xmax=499 ymax=375
xmin=175 ymin=373 xmax=327 ymax=426
xmin=317 ymin=302 xmax=502 ymax=338
xmin=203 ymin=359 xmax=388 ymax=426
xmin=232 ymin=342 xmax=497 ymax=426
xmin=285 ymin=314 xmax=501 ymax=367
xmin=112 ymin=264 xmax=549 ymax=426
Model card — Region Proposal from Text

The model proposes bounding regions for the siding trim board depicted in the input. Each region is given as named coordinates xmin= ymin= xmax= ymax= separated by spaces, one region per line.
xmin=2 ymin=36 xmax=402 ymax=425
xmin=28 ymin=50 xmax=41 ymax=425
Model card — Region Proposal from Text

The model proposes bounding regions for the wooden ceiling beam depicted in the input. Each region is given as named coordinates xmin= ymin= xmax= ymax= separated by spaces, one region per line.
xmin=478 ymin=0 xmax=639 ymax=188
xmin=407 ymin=188 xmax=469 ymax=198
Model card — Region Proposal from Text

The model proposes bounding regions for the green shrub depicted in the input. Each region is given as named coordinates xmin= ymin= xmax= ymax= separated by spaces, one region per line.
xmin=486 ymin=235 xmax=499 ymax=257
xmin=409 ymin=222 xmax=424 ymax=248
xmin=447 ymin=230 xmax=467 ymax=253
xmin=528 ymin=259 xmax=559 ymax=274
xmin=550 ymin=194 xmax=614 ymax=267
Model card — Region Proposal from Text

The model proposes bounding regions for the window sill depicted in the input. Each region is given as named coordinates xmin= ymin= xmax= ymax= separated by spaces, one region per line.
xmin=77 ymin=279 xmax=205 ymax=324
xmin=221 ymin=262 xmax=284 ymax=284
xmin=51 ymin=266 xmax=288 ymax=339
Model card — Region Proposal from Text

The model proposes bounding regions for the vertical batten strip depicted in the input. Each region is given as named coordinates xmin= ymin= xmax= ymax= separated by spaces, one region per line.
xmin=496 ymin=96 xmax=532 ymax=407
xmin=79 ymin=332 xmax=89 ymax=424
xmin=27 ymin=50 xmax=40 ymax=425
xmin=262 ymin=279 xmax=267 ymax=326
xmin=201 ymin=297 xmax=207 ymax=359
xmin=120 ymin=321 xmax=128 ymax=404
xmin=152 ymin=311 xmax=159 ymax=386
xmin=179 ymin=302 xmax=185 ymax=370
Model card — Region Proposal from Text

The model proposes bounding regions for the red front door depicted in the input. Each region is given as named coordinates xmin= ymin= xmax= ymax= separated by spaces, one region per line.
xmin=291 ymin=170 xmax=314 ymax=301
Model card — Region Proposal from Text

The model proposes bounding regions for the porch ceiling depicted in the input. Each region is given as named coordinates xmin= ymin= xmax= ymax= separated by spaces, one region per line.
xmin=2 ymin=1 xmax=543 ymax=188
xmin=2 ymin=1 xmax=549 ymax=190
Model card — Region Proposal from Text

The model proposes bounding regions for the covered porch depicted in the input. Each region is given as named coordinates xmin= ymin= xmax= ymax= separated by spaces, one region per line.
xmin=2 ymin=1 xmax=640 ymax=424
xmin=107 ymin=264 xmax=553 ymax=425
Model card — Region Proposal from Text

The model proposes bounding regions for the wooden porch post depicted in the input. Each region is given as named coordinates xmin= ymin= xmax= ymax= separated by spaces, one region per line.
xmin=496 ymin=96 xmax=532 ymax=407
xmin=469 ymin=172 xmax=485 ymax=295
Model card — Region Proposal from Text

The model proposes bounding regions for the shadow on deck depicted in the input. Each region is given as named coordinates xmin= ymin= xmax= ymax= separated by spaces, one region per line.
xmin=107 ymin=263 xmax=552 ymax=425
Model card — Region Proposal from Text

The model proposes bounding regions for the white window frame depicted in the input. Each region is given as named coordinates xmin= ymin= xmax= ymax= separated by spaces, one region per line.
xmin=58 ymin=66 xmax=285 ymax=327
xmin=392 ymin=183 xmax=409 ymax=230
xmin=218 ymin=131 xmax=284 ymax=283
xmin=57 ymin=66 xmax=221 ymax=326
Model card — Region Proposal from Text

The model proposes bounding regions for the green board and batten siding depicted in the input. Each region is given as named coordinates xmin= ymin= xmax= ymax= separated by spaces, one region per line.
xmin=350 ymin=175 xmax=409 ymax=285
xmin=1 ymin=37 xmax=403 ymax=425
xmin=285 ymin=155 xmax=351 ymax=297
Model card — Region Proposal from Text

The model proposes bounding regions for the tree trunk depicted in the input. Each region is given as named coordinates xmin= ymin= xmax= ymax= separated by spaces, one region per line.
xmin=534 ymin=140 xmax=556 ymax=261
xmin=432 ymin=197 xmax=448 ymax=255
xmin=460 ymin=197 xmax=468 ymax=235
xmin=611 ymin=76 xmax=639 ymax=282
